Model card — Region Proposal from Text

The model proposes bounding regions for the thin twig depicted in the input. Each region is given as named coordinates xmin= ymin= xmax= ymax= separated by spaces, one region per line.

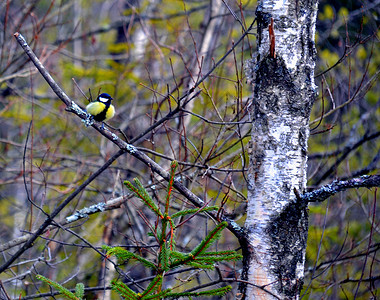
xmin=315 ymin=131 xmax=380 ymax=185
xmin=0 ymin=149 xmax=124 ymax=274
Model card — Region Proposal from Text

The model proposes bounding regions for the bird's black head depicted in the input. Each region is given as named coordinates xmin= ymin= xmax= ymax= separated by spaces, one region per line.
xmin=97 ymin=93 xmax=113 ymax=104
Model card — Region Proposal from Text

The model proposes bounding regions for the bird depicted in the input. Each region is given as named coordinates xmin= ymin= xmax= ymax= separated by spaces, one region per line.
xmin=86 ymin=93 xmax=115 ymax=127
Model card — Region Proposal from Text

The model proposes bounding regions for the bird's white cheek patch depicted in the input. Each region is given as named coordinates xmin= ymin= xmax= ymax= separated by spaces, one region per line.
xmin=99 ymin=97 xmax=108 ymax=103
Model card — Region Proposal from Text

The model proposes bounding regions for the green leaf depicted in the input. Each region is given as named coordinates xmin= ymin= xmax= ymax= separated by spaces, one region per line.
xmin=143 ymin=288 xmax=172 ymax=299
xmin=165 ymin=161 xmax=178 ymax=207
xmin=199 ymin=250 xmax=243 ymax=261
xmin=159 ymin=243 xmax=170 ymax=272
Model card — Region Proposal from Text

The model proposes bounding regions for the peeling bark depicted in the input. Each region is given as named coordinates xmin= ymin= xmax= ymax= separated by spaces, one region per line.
xmin=242 ymin=0 xmax=319 ymax=299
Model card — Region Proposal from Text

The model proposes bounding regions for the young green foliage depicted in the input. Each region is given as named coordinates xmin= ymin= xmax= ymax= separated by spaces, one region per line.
xmin=36 ymin=275 xmax=84 ymax=300
xmin=103 ymin=161 xmax=242 ymax=298
xmin=74 ymin=283 xmax=84 ymax=299
xmin=124 ymin=178 xmax=163 ymax=218
xmin=102 ymin=245 xmax=157 ymax=270
xmin=165 ymin=285 xmax=232 ymax=298
xmin=171 ymin=206 xmax=220 ymax=219
xmin=110 ymin=279 xmax=139 ymax=300
xmin=35 ymin=161 xmax=241 ymax=299
xmin=140 ymin=275 xmax=163 ymax=297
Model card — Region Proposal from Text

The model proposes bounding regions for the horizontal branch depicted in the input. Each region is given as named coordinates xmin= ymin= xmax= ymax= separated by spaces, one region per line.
xmin=301 ymin=175 xmax=380 ymax=203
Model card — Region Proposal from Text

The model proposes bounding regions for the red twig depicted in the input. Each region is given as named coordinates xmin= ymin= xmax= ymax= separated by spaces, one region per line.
xmin=269 ymin=18 xmax=275 ymax=58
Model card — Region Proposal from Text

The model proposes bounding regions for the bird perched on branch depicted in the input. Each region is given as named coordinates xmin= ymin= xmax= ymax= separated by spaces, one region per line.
xmin=86 ymin=93 xmax=115 ymax=128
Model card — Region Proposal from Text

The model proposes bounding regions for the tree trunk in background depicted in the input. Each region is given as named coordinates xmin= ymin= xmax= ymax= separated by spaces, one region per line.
xmin=242 ymin=1 xmax=318 ymax=299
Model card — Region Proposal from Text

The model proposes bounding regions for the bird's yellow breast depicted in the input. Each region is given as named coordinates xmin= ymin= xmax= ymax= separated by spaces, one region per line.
xmin=86 ymin=102 xmax=106 ymax=116
xmin=105 ymin=104 xmax=115 ymax=121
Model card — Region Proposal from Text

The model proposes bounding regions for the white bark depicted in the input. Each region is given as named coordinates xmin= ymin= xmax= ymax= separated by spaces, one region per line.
xmin=243 ymin=0 xmax=318 ymax=299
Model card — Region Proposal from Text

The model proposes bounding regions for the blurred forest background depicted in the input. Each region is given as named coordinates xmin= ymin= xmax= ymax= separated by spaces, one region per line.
xmin=0 ymin=0 xmax=379 ymax=299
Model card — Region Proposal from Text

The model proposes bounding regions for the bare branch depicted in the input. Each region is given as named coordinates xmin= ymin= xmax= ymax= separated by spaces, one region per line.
xmin=302 ymin=175 xmax=380 ymax=203
xmin=314 ymin=130 xmax=380 ymax=185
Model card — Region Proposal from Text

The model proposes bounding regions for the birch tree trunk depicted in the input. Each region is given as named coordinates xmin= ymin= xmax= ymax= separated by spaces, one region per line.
xmin=242 ymin=1 xmax=319 ymax=299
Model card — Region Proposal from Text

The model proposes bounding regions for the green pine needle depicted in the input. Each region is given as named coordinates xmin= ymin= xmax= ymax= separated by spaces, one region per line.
xmin=75 ymin=283 xmax=85 ymax=299
xmin=185 ymin=261 xmax=216 ymax=269
xmin=36 ymin=275 xmax=80 ymax=300
xmin=107 ymin=163 xmax=241 ymax=300
xmin=143 ymin=288 xmax=172 ymax=299
xmin=190 ymin=222 xmax=228 ymax=257
xmin=104 ymin=246 xmax=157 ymax=270
xmin=165 ymin=161 xmax=178 ymax=211
xmin=165 ymin=285 xmax=232 ymax=298
xmin=158 ymin=243 xmax=170 ymax=271
xmin=140 ymin=275 xmax=163 ymax=297
xmin=198 ymin=253 xmax=243 ymax=262
xmin=110 ymin=279 xmax=138 ymax=299
xmin=124 ymin=179 xmax=163 ymax=218
xmin=171 ymin=206 xmax=219 ymax=219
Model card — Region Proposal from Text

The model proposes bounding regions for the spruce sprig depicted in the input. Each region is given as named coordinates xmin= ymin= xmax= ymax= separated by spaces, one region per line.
xmin=165 ymin=285 xmax=232 ymax=298
xmin=36 ymin=161 xmax=241 ymax=299
xmin=110 ymin=279 xmax=139 ymax=299
xmin=190 ymin=221 xmax=228 ymax=256
xmin=124 ymin=178 xmax=163 ymax=218
xmin=171 ymin=206 xmax=219 ymax=219
xmin=102 ymin=245 xmax=157 ymax=270
xmin=36 ymin=275 xmax=84 ymax=300
xmin=106 ymin=161 xmax=242 ymax=298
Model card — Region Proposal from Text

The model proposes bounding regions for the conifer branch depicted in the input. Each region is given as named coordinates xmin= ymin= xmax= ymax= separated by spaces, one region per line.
xmin=124 ymin=179 xmax=163 ymax=218
xmin=35 ymin=162 xmax=240 ymax=299
xmin=165 ymin=161 xmax=177 ymax=214
xmin=140 ymin=275 xmax=163 ymax=297
xmin=165 ymin=286 xmax=232 ymax=298
xmin=110 ymin=280 xmax=138 ymax=300
xmin=103 ymin=246 xmax=157 ymax=270
xmin=171 ymin=206 xmax=219 ymax=219
xmin=106 ymin=171 xmax=240 ymax=299
xmin=74 ymin=283 xmax=85 ymax=299
xmin=36 ymin=275 xmax=81 ymax=300
xmin=190 ymin=221 xmax=228 ymax=257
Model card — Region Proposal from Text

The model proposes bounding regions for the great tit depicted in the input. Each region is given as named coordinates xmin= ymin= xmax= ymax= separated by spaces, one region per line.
xmin=86 ymin=93 xmax=115 ymax=126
